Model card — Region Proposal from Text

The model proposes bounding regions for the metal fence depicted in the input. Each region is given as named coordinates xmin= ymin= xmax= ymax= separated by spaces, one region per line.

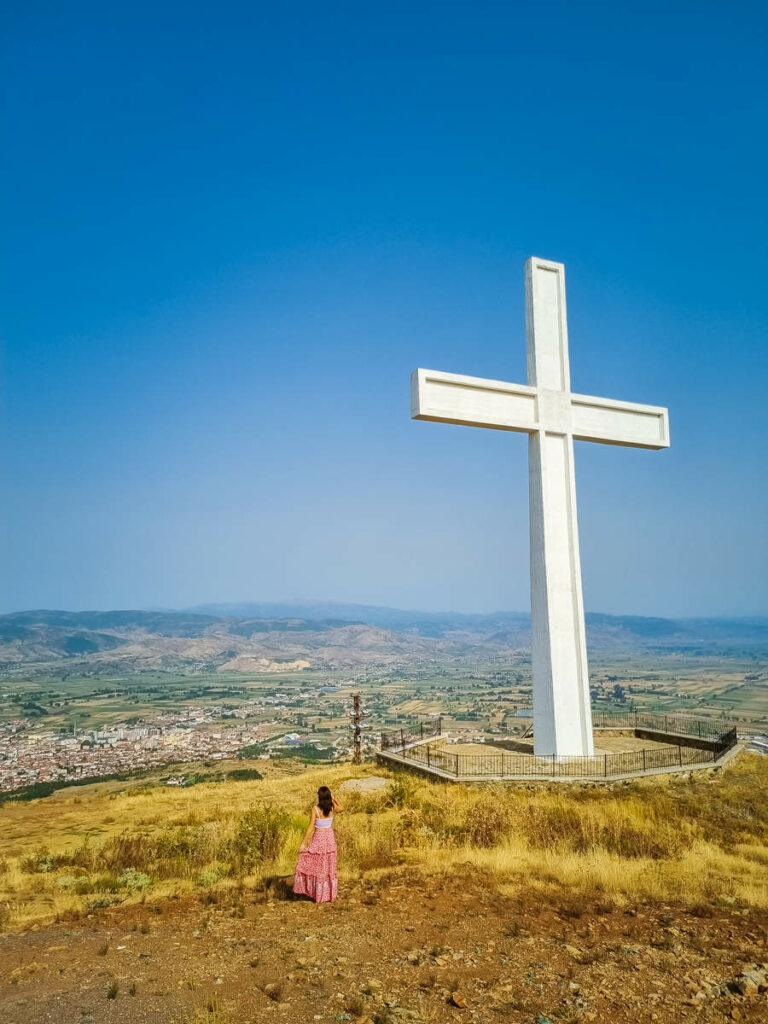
xmin=380 ymin=712 xmax=737 ymax=781
xmin=592 ymin=710 xmax=731 ymax=742
xmin=380 ymin=717 xmax=442 ymax=753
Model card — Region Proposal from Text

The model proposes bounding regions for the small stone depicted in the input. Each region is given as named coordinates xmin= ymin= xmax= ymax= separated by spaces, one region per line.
xmin=367 ymin=979 xmax=383 ymax=990
xmin=451 ymin=991 xmax=468 ymax=1008
xmin=733 ymin=976 xmax=758 ymax=996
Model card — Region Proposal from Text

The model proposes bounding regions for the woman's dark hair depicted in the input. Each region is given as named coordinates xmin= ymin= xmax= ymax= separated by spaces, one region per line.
xmin=317 ymin=786 xmax=333 ymax=816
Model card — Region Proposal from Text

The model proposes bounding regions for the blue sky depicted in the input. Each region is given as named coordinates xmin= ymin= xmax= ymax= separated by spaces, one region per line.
xmin=2 ymin=1 xmax=767 ymax=617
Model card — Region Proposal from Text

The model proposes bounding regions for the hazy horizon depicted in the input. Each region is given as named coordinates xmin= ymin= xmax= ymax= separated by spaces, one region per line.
xmin=2 ymin=598 xmax=766 ymax=623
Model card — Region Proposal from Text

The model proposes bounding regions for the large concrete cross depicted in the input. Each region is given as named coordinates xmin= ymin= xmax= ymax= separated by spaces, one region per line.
xmin=411 ymin=257 xmax=670 ymax=757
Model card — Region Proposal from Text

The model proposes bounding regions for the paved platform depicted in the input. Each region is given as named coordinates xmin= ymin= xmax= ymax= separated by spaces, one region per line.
xmin=377 ymin=741 xmax=743 ymax=785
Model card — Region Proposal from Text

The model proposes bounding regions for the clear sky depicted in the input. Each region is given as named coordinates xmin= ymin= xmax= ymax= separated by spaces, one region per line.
xmin=2 ymin=1 xmax=767 ymax=618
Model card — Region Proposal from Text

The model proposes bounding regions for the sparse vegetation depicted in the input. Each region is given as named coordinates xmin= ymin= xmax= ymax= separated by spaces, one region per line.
xmin=0 ymin=756 xmax=767 ymax=932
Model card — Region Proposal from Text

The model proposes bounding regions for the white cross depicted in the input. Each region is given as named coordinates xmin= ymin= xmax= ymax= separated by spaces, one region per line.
xmin=411 ymin=257 xmax=670 ymax=757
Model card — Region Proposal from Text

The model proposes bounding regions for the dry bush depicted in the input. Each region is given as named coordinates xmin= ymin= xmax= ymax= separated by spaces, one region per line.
xmin=344 ymin=993 xmax=367 ymax=1016
xmin=341 ymin=789 xmax=388 ymax=815
xmin=338 ymin=815 xmax=404 ymax=872
xmin=233 ymin=805 xmax=296 ymax=870
xmin=96 ymin=822 xmax=230 ymax=879
xmin=384 ymin=775 xmax=421 ymax=809
xmin=518 ymin=792 xmax=692 ymax=859
xmin=459 ymin=796 xmax=511 ymax=848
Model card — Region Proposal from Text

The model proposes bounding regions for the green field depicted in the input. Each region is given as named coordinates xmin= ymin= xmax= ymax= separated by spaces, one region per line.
xmin=3 ymin=648 xmax=765 ymax=744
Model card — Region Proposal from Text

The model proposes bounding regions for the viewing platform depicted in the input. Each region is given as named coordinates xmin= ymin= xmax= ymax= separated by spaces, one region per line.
xmin=377 ymin=712 xmax=740 ymax=784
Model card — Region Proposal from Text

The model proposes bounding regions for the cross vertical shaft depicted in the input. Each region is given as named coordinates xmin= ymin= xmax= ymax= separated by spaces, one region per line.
xmin=526 ymin=258 xmax=593 ymax=755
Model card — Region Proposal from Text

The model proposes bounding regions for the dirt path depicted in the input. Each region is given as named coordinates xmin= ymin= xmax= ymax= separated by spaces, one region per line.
xmin=1 ymin=869 xmax=766 ymax=1023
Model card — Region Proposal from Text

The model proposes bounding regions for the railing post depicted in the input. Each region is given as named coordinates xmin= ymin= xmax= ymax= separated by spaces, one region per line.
xmin=427 ymin=745 xmax=431 ymax=768
xmin=400 ymin=728 xmax=405 ymax=751
xmin=642 ymin=748 xmax=646 ymax=772
xmin=604 ymin=754 xmax=608 ymax=777
xmin=678 ymin=745 xmax=682 ymax=767
xmin=551 ymin=753 xmax=555 ymax=776
xmin=455 ymin=753 xmax=459 ymax=776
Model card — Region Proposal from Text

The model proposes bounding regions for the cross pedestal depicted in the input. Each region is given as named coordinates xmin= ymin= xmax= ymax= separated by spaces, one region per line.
xmin=411 ymin=257 xmax=670 ymax=757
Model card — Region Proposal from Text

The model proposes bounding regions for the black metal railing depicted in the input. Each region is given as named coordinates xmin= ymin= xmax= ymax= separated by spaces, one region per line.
xmin=380 ymin=717 xmax=442 ymax=752
xmin=379 ymin=713 xmax=737 ymax=781
xmin=592 ymin=710 xmax=731 ymax=741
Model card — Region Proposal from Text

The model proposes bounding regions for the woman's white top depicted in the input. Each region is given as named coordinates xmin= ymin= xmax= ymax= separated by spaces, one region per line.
xmin=314 ymin=806 xmax=334 ymax=828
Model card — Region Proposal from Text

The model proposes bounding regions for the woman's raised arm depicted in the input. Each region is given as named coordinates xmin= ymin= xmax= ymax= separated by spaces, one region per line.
xmin=332 ymin=797 xmax=344 ymax=813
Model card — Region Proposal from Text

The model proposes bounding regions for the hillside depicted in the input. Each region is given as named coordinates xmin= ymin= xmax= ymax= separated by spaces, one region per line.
xmin=2 ymin=607 xmax=767 ymax=678
xmin=0 ymin=756 xmax=767 ymax=1022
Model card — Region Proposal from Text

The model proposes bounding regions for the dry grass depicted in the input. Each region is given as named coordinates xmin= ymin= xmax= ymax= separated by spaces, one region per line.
xmin=1 ymin=754 xmax=766 ymax=930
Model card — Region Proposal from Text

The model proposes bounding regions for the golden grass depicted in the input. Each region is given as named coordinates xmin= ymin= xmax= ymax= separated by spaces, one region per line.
xmin=1 ymin=753 xmax=766 ymax=930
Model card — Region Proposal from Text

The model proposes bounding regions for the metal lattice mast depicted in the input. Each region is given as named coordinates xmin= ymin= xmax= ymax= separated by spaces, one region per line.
xmin=349 ymin=693 xmax=370 ymax=764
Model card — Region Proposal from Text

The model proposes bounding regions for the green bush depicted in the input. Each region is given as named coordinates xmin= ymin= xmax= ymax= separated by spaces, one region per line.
xmin=196 ymin=863 xmax=232 ymax=888
xmin=384 ymin=776 xmax=420 ymax=810
xmin=19 ymin=846 xmax=71 ymax=873
xmin=233 ymin=805 xmax=293 ymax=870
xmin=117 ymin=868 xmax=152 ymax=891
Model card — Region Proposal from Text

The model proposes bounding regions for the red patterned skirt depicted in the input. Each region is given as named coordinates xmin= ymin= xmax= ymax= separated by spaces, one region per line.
xmin=293 ymin=827 xmax=338 ymax=903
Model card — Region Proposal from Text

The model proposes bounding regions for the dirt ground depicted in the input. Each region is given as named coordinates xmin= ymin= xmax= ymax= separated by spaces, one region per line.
xmin=1 ymin=869 xmax=766 ymax=1024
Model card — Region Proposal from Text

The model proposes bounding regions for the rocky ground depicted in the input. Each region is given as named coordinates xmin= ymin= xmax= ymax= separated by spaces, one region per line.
xmin=1 ymin=868 xmax=766 ymax=1024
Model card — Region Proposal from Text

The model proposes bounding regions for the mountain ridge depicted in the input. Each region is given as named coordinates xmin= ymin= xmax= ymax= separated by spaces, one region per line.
xmin=1 ymin=606 xmax=767 ymax=677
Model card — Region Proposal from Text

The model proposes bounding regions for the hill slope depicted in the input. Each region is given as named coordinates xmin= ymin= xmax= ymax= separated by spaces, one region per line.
xmin=0 ymin=756 xmax=767 ymax=1023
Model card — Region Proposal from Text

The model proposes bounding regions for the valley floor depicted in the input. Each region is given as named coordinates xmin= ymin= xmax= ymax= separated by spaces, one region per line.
xmin=1 ymin=867 xmax=766 ymax=1024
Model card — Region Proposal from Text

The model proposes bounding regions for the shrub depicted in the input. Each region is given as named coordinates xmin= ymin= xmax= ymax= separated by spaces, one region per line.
xmin=19 ymin=846 xmax=66 ymax=873
xmin=233 ymin=805 xmax=293 ymax=870
xmin=384 ymin=776 xmax=420 ymax=809
xmin=117 ymin=868 xmax=152 ymax=891
xmin=521 ymin=798 xmax=690 ymax=859
xmin=97 ymin=824 xmax=225 ymax=879
xmin=196 ymin=864 xmax=232 ymax=888
xmin=56 ymin=874 xmax=84 ymax=891
xmin=342 ymin=789 xmax=387 ymax=815
xmin=459 ymin=797 xmax=510 ymax=848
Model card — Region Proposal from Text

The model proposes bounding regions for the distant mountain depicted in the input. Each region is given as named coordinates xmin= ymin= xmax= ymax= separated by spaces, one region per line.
xmin=187 ymin=601 xmax=528 ymax=636
xmin=0 ymin=606 xmax=766 ymax=678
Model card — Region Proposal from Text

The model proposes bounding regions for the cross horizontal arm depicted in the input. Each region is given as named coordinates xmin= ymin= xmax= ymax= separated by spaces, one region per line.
xmin=411 ymin=368 xmax=538 ymax=432
xmin=411 ymin=369 xmax=670 ymax=450
xmin=570 ymin=392 xmax=670 ymax=449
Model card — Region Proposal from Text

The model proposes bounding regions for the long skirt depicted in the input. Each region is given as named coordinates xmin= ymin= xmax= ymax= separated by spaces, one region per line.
xmin=293 ymin=827 xmax=338 ymax=903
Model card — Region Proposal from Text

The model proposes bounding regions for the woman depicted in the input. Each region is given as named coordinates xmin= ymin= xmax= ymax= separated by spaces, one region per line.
xmin=293 ymin=785 xmax=343 ymax=903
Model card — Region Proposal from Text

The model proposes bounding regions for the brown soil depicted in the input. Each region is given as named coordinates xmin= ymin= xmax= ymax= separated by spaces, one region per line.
xmin=1 ymin=869 xmax=766 ymax=1023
